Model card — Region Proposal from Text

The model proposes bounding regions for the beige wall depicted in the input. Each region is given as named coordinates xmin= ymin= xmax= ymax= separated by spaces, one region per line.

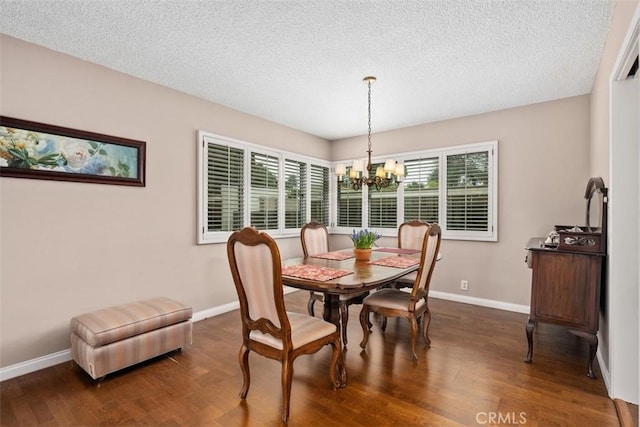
xmin=0 ymin=35 xmax=330 ymax=367
xmin=591 ymin=0 xmax=640 ymax=178
xmin=1 ymin=33 xmax=594 ymax=370
xmin=332 ymin=96 xmax=592 ymax=307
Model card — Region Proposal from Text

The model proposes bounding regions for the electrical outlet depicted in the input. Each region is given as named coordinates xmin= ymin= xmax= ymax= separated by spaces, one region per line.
xmin=460 ymin=280 xmax=469 ymax=291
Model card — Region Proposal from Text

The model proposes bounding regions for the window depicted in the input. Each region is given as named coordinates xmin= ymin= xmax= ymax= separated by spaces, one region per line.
xmin=197 ymin=131 xmax=331 ymax=244
xmin=198 ymin=132 xmax=496 ymax=243
xmin=337 ymin=167 xmax=363 ymax=229
xmin=250 ymin=152 xmax=279 ymax=230
xmin=368 ymin=162 xmax=398 ymax=228
xmin=284 ymin=158 xmax=307 ymax=229
xmin=334 ymin=140 xmax=497 ymax=241
xmin=309 ymin=164 xmax=329 ymax=224
xmin=403 ymin=156 xmax=439 ymax=223
xmin=202 ymin=136 xmax=244 ymax=236
xmin=445 ymin=149 xmax=489 ymax=234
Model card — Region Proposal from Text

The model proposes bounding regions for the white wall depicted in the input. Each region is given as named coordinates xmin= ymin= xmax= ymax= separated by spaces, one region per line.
xmin=589 ymin=0 xmax=640 ymax=401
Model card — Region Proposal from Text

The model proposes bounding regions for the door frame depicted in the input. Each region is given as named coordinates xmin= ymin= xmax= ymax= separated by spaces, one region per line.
xmin=607 ymin=3 xmax=640 ymax=404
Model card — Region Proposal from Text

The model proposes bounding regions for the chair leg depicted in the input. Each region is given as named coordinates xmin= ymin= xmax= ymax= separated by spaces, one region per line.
xmin=307 ymin=291 xmax=316 ymax=316
xmin=422 ymin=305 xmax=432 ymax=347
xmin=359 ymin=305 xmax=371 ymax=349
xmin=328 ymin=336 xmax=347 ymax=389
xmin=381 ymin=316 xmax=387 ymax=331
xmin=238 ymin=344 xmax=250 ymax=399
xmin=340 ymin=301 xmax=349 ymax=347
xmin=281 ymin=355 xmax=294 ymax=423
xmin=409 ymin=316 xmax=419 ymax=361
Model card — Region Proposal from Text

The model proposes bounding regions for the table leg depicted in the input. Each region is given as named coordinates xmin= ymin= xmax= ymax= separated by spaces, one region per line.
xmin=322 ymin=294 xmax=342 ymax=328
xmin=322 ymin=294 xmax=348 ymax=383
xmin=524 ymin=319 xmax=535 ymax=363
xmin=569 ymin=329 xmax=598 ymax=379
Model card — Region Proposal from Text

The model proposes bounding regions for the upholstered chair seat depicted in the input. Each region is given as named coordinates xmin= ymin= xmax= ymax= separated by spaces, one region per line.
xmin=249 ymin=312 xmax=338 ymax=350
xmin=362 ymin=289 xmax=427 ymax=311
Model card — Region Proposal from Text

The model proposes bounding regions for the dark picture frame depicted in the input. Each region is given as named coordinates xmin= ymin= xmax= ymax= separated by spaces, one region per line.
xmin=0 ymin=116 xmax=146 ymax=187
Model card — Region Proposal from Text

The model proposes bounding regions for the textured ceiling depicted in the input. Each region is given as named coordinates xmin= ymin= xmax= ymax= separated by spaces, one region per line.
xmin=0 ymin=1 xmax=616 ymax=140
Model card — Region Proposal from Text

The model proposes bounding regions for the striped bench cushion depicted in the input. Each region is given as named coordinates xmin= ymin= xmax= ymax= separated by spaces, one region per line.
xmin=71 ymin=297 xmax=193 ymax=347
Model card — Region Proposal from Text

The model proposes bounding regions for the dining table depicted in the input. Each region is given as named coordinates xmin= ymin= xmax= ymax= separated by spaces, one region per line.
xmin=281 ymin=247 xmax=423 ymax=329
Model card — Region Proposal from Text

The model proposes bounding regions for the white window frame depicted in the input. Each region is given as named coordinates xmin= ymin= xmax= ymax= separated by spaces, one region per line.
xmin=197 ymin=131 xmax=331 ymax=244
xmin=197 ymin=132 xmax=247 ymax=244
xmin=331 ymin=140 xmax=498 ymax=242
xmin=441 ymin=141 xmax=497 ymax=241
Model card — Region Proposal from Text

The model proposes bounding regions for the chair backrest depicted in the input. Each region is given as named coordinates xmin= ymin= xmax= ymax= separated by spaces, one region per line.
xmin=227 ymin=227 xmax=290 ymax=341
xmin=301 ymin=221 xmax=329 ymax=257
xmin=398 ymin=220 xmax=430 ymax=250
xmin=411 ymin=223 xmax=442 ymax=298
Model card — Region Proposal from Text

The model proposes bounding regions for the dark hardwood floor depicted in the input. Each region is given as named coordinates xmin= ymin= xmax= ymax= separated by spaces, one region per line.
xmin=1 ymin=291 xmax=620 ymax=426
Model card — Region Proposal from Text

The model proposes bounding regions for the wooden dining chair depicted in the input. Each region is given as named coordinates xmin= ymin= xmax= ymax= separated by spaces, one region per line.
xmin=227 ymin=227 xmax=346 ymax=423
xmin=377 ymin=220 xmax=431 ymax=330
xmin=393 ymin=219 xmax=430 ymax=289
xmin=359 ymin=223 xmax=442 ymax=361
xmin=300 ymin=221 xmax=329 ymax=317
xmin=301 ymin=221 xmax=368 ymax=347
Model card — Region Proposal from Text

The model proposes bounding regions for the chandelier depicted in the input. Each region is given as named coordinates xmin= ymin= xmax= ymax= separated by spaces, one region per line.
xmin=335 ymin=76 xmax=404 ymax=191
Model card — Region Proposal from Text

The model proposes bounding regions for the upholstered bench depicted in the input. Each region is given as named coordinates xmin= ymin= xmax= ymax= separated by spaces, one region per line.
xmin=70 ymin=297 xmax=193 ymax=379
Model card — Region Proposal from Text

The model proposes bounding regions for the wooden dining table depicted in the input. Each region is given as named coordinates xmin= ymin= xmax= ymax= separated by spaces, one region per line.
xmin=281 ymin=248 xmax=421 ymax=328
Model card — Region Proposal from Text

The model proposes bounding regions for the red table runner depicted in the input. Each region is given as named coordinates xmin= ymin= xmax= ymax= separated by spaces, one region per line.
xmin=282 ymin=264 xmax=353 ymax=281
xmin=311 ymin=250 xmax=355 ymax=261
xmin=368 ymin=256 xmax=420 ymax=269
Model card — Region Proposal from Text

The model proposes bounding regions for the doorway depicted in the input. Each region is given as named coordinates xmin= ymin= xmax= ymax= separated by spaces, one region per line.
xmin=608 ymin=6 xmax=639 ymax=405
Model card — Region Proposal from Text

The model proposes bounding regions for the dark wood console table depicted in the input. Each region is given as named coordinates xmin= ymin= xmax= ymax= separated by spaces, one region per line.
xmin=524 ymin=238 xmax=605 ymax=378
xmin=524 ymin=177 xmax=608 ymax=379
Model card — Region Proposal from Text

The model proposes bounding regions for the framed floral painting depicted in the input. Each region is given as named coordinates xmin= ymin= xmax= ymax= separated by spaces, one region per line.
xmin=0 ymin=116 xmax=145 ymax=187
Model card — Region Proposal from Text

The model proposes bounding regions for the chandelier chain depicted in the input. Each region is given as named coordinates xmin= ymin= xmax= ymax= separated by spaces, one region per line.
xmin=334 ymin=75 xmax=403 ymax=191
xmin=367 ymin=79 xmax=372 ymax=153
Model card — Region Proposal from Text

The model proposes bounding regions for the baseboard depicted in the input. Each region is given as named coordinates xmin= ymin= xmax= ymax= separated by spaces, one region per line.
xmin=0 ymin=349 xmax=72 ymax=382
xmin=0 ymin=287 xmax=302 ymax=382
xmin=191 ymin=300 xmax=239 ymax=322
xmin=193 ymin=286 xmax=298 ymax=322
xmin=596 ymin=344 xmax=612 ymax=394
xmin=429 ymin=290 xmax=530 ymax=314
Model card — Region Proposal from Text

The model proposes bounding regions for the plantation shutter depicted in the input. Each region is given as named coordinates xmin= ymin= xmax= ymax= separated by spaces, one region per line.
xmin=368 ymin=162 xmax=398 ymax=228
xmin=403 ymin=156 xmax=439 ymax=223
xmin=445 ymin=150 xmax=489 ymax=231
xmin=337 ymin=167 xmax=362 ymax=228
xmin=284 ymin=158 xmax=307 ymax=229
xmin=206 ymin=142 xmax=244 ymax=232
xmin=310 ymin=164 xmax=329 ymax=225
xmin=250 ymin=152 xmax=279 ymax=230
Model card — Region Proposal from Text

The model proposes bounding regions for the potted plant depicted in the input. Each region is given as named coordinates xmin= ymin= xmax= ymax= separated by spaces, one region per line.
xmin=350 ymin=228 xmax=381 ymax=261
